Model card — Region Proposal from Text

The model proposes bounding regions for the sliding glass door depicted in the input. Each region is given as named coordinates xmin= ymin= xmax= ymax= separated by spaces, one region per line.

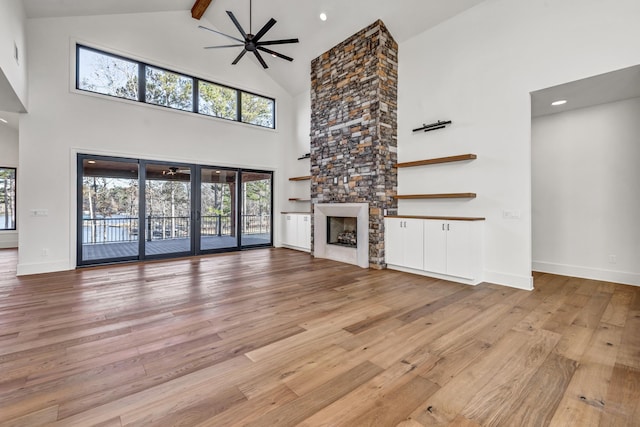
xmin=144 ymin=163 xmax=193 ymax=258
xmin=198 ymin=167 xmax=238 ymax=252
xmin=240 ymin=171 xmax=273 ymax=247
xmin=78 ymin=154 xmax=273 ymax=266
xmin=78 ymin=156 xmax=140 ymax=264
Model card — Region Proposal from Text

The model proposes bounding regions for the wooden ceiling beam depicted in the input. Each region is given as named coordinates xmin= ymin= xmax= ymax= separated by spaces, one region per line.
xmin=191 ymin=0 xmax=213 ymax=20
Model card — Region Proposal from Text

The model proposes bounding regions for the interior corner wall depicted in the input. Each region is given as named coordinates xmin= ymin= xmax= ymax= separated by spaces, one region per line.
xmin=0 ymin=124 xmax=18 ymax=248
xmin=18 ymin=12 xmax=293 ymax=275
xmin=397 ymin=0 xmax=640 ymax=290
xmin=532 ymin=98 xmax=640 ymax=286
xmin=0 ymin=0 xmax=28 ymax=111
xmin=280 ymin=90 xmax=312 ymax=217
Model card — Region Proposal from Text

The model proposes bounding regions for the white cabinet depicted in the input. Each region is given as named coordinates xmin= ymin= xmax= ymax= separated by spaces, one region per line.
xmin=281 ymin=213 xmax=311 ymax=251
xmin=424 ymin=220 xmax=480 ymax=280
xmin=384 ymin=218 xmax=424 ymax=270
xmin=386 ymin=217 xmax=484 ymax=285
xmin=297 ymin=214 xmax=311 ymax=249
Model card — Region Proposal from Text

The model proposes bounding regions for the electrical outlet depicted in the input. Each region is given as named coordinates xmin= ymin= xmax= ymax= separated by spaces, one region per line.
xmin=333 ymin=177 xmax=338 ymax=184
xmin=343 ymin=176 xmax=348 ymax=184
xmin=608 ymin=254 xmax=617 ymax=264
xmin=41 ymin=248 xmax=49 ymax=257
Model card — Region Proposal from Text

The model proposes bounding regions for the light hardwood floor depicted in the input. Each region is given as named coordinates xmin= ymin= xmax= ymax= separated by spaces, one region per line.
xmin=0 ymin=248 xmax=638 ymax=426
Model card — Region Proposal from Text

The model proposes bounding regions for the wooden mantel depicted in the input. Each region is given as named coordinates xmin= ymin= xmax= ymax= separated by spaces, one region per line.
xmin=191 ymin=0 xmax=212 ymax=19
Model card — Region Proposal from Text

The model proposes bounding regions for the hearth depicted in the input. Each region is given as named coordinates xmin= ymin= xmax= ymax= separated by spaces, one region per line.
xmin=314 ymin=203 xmax=369 ymax=268
xmin=327 ymin=216 xmax=357 ymax=248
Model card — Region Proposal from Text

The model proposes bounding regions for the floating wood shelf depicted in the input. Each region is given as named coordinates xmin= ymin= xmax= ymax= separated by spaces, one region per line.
xmin=394 ymin=193 xmax=476 ymax=200
xmin=397 ymin=154 xmax=476 ymax=168
xmin=288 ymin=198 xmax=311 ymax=202
xmin=288 ymin=176 xmax=311 ymax=181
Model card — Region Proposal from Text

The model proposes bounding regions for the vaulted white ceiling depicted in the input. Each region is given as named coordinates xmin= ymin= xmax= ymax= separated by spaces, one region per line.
xmin=23 ymin=0 xmax=488 ymax=95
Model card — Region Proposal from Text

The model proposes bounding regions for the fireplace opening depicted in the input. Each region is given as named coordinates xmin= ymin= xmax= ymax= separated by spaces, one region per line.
xmin=327 ymin=216 xmax=357 ymax=248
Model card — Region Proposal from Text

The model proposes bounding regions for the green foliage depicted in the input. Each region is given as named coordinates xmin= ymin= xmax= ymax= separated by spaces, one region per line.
xmin=199 ymin=82 xmax=237 ymax=120
xmin=145 ymin=67 xmax=193 ymax=111
xmin=241 ymin=92 xmax=274 ymax=127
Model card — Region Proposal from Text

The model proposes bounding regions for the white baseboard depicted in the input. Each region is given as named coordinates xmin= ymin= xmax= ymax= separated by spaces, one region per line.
xmin=0 ymin=232 xmax=18 ymax=248
xmin=386 ymin=264 xmax=482 ymax=286
xmin=483 ymin=270 xmax=534 ymax=291
xmin=16 ymin=259 xmax=72 ymax=276
xmin=532 ymin=261 xmax=639 ymax=287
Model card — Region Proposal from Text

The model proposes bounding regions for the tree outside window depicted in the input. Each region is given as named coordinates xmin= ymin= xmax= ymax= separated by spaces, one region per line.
xmin=0 ymin=168 xmax=16 ymax=230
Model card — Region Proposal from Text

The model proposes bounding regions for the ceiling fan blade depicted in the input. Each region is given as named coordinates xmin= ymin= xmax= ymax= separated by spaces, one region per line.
xmin=204 ymin=44 xmax=245 ymax=49
xmin=257 ymin=38 xmax=300 ymax=46
xmin=253 ymin=50 xmax=269 ymax=69
xmin=198 ymin=25 xmax=244 ymax=43
xmin=226 ymin=11 xmax=248 ymax=39
xmin=257 ymin=46 xmax=293 ymax=62
xmin=232 ymin=49 xmax=248 ymax=65
xmin=252 ymin=18 xmax=277 ymax=43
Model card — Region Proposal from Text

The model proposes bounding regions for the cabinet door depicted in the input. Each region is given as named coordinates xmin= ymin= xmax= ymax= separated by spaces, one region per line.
xmin=283 ymin=214 xmax=296 ymax=246
xmin=297 ymin=215 xmax=311 ymax=250
xmin=446 ymin=221 xmax=475 ymax=279
xmin=403 ymin=219 xmax=424 ymax=270
xmin=423 ymin=221 xmax=447 ymax=274
xmin=384 ymin=218 xmax=405 ymax=266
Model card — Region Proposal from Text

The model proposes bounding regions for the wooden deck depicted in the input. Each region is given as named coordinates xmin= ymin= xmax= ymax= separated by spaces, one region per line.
xmin=0 ymin=248 xmax=638 ymax=426
xmin=82 ymin=234 xmax=271 ymax=261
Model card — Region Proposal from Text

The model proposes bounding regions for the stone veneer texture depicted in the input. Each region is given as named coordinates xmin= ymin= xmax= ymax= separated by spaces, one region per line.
xmin=310 ymin=19 xmax=398 ymax=268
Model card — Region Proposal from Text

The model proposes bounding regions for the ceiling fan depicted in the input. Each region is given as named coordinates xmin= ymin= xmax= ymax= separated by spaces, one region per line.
xmin=198 ymin=0 xmax=299 ymax=69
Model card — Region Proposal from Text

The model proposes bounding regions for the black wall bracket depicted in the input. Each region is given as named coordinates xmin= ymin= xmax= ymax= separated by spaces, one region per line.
xmin=412 ymin=120 xmax=452 ymax=133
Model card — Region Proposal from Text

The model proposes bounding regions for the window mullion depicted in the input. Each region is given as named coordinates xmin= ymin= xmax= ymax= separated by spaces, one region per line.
xmin=138 ymin=63 xmax=146 ymax=103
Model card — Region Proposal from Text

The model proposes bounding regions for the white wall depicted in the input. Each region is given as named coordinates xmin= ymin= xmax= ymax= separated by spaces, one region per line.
xmin=397 ymin=0 xmax=640 ymax=289
xmin=281 ymin=90 xmax=312 ymax=214
xmin=0 ymin=0 xmax=28 ymax=111
xmin=0 ymin=123 xmax=18 ymax=248
xmin=18 ymin=11 xmax=293 ymax=275
xmin=532 ymin=98 xmax=640 ymax=286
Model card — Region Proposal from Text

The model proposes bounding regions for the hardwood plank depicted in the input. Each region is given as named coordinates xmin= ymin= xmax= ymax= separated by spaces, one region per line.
xmin=460 ymin=328 xmax=561 ymax=425
xmin=498 ymin=352 xmax=577 ymax=427
xmin=0 ymin=249 xmax=638 ymax=425
xmin=242 ymin=361 xmax=384 ymax=427
xmin=549 ymin=322 xmax=624 ymax=427
xmin=600 ymin=364 xmax=640 ymax=426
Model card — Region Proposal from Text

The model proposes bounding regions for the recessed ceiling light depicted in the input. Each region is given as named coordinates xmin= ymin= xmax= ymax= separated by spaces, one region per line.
xmin=216 ymin=170 xmax=221 ymax=174
xmin=319 ymin=12 xmax=327 ymax=21
xmin=551 ymin=100 xmax=567 ymax=106
xmin=0 ymin=118 xmax=7 ymax=124
xmin=87 ymin=160 xmax=96 ymax=164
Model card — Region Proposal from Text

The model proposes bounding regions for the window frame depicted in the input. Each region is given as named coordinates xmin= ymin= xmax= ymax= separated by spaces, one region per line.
xmin=0 ymin=166 xmax=17 ymax=231
xmin=75 ymin=44 xmax=276 ymax=129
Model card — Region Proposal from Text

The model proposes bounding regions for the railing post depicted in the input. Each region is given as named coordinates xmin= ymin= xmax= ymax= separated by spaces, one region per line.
xmin=217 ymin=215 xmax=221 ymax=236
xmin=147 ymin=215 xmax=152 ymax=242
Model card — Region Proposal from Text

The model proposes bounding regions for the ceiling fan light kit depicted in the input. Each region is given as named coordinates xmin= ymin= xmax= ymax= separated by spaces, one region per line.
xmin=199 ymin=0 xmax=299 ymax=69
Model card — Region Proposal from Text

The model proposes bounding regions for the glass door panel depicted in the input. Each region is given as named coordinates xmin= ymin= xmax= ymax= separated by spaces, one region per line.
xmin=144 ymin=163 xmax=193 ymax=257
xmin=199 ymin=168 xmax=238 ymax=252
xmin=240 ymin=171 xmax=272 ymax=247
xmin=79 ymin=157 xmax=139 ymax=264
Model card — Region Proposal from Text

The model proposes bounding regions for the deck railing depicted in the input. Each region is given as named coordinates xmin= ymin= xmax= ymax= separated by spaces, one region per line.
xmin=82 ymin=214 xmax=270 ymax=244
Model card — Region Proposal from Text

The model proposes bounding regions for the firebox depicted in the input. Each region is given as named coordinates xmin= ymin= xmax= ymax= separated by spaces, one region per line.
xmin=326 ymin=216 xmax=357 ymax=248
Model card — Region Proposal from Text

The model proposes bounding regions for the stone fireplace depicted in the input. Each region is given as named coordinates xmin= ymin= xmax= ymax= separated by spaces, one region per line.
xmin=310 ymin=20 xmax=398 ymax=268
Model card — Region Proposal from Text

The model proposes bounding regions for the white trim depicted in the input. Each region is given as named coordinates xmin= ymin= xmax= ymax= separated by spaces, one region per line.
xmin=314 ymin=203 xmax=369 ymax=268
xmin=483 ymin=269 xmax=534 ymax=291
xmin=17 ymin=260 xmax=71 ymax=276
xmin=533 ymin=261 xmax=639 ymax=287
xmin=387 ymin=264 xmax=482 ymax=286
